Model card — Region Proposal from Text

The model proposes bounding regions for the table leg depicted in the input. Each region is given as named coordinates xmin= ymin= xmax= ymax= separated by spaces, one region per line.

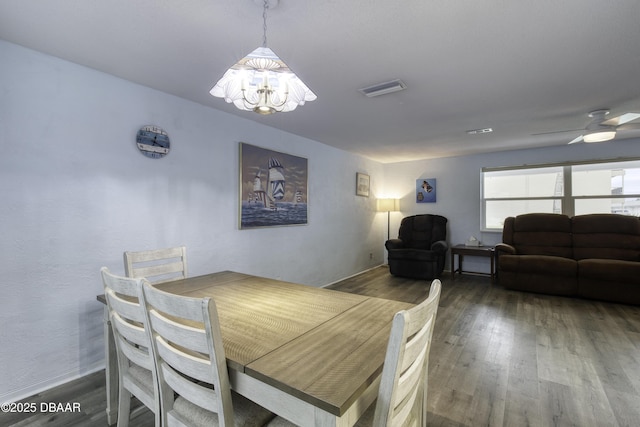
xmin=104 ymin=307 xmax=118 ymax=426
xmin=450 ymin=251 xmax=455 ymax=278
xmin=490 ymin=252 xmax=495 ymax=283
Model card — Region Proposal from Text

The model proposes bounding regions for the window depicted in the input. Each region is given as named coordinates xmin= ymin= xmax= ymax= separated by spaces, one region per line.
xmin=572 ymin=161 xmax=640 ymax=216
xmin=482 ymin=159 xmax=640 ymax=230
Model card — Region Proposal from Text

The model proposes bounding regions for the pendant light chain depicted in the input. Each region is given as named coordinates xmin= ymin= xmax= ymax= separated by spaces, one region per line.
xmin=262 ymin=0 xmax=269 ymax=47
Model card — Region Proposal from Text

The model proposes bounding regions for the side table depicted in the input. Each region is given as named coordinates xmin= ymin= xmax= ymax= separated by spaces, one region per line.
xmin=450 ymin=244 xmax=495 ymax=282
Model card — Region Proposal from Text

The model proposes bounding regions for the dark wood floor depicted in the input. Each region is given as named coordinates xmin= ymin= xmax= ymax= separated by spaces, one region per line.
xmin=3 ymin=266 xmax=639 ymax=426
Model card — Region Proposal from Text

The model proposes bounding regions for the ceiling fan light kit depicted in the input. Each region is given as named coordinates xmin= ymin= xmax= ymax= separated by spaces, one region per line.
xmin=583 ymin=129 xmax=616 ymax=143
xmin=210 ymin=0 xmax=316 ymax=114
xmin=582 ymin=110 xmax=614 ymax=143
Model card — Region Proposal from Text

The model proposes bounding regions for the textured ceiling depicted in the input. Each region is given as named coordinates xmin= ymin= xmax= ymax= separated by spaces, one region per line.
xmin=2 ymin=0 xmax=640 ymax=163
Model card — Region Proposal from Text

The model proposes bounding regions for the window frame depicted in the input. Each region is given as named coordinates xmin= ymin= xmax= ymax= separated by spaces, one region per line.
xmin=481 ymin=157 xmax=640 ymax=232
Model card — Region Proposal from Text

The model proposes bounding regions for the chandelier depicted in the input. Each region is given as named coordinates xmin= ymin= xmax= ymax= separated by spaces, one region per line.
xmin=210 ymin=0 xmax=317 ymax=115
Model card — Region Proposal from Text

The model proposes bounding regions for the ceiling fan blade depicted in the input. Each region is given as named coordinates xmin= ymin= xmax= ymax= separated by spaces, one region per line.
xmin=568 ymin=135 xmax=584 ymax=144
xmin=531 ymin=129 xmax=583 ymax=136
xmin=601 ymin=112 xmax=640 ymax=126
xmin=617 ymin=123 xmax=640 ymax=131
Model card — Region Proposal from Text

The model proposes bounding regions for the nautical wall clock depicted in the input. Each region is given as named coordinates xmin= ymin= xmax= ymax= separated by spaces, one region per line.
xmin=136 ymin=125 xmax=170 ymax=159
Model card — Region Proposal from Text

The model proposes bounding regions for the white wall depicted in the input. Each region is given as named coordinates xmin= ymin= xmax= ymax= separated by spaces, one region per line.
xmin=0 ymin=41 xmax=384 ymax=401
xmin=381 ymin=139 xmax=640 ymax=271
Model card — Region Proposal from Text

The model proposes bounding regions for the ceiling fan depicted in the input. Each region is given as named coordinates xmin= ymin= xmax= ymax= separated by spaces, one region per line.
xmin=537 ymin=109 xmax=640 ymax=144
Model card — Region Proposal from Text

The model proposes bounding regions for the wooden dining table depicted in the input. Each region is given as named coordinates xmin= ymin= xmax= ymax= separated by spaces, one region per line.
xmin=99 ymin=271 xmax=414 ymax=426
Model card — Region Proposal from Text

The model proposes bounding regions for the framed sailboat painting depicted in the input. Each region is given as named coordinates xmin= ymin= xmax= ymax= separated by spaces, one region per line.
xmin=239 ymin=142 xmax=308 ymax=229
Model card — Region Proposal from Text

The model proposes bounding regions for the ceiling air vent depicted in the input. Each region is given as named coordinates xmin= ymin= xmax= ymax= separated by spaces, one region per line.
xmin=358 ymin=79 xmax=407 ymax=97
xmin=466 ymin=128 xmax=493 ymax=135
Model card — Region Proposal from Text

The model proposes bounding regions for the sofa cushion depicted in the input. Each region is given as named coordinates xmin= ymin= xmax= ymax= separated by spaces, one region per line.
xmin=387 ymin=248 xmax=439 ymax=262
xmin=578 ymin=258 xmax=640 ymax=281
xmin=499 ymin=254 xmax=577 ymax=295
xmin=572 ymin=214 xmax=640 ymax=261
xmin=506 ymin=213 xmax=573 ymax=258
xmin=500 ymin=254 xmax=576 ymax=276
xmin=578 ymin=259 xmax=640 ymax=305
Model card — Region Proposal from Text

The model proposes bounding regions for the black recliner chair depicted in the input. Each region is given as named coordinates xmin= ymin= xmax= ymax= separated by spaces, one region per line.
xmin=385 ymin=214 xmax=448 ymax=280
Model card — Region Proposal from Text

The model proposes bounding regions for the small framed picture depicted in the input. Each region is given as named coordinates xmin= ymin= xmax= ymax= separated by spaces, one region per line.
xmin=356 ymin=173 xmax=370 ymax=197
xmin=416 ymin=178 xmax=436 ymax=203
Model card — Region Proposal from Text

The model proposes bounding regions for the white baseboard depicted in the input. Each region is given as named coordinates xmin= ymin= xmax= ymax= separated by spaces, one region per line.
xmin=321 ymin=264 xmax=386 ymax=288
xmin=0 ymin=364 xmax=104 ymax=404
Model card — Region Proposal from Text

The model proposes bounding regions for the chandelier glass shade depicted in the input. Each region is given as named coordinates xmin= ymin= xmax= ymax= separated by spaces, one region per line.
xmin=209 ymin=0 xmax=316 ymax=115
xmin=210 ymin=46 xmax=316 ymax=115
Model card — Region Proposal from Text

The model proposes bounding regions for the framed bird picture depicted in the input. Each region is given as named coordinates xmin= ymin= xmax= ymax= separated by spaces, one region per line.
xmin=416 ymin=178 xmax=436 ymax=203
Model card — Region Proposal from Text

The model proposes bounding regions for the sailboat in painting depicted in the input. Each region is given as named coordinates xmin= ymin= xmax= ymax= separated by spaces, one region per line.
xmin=240 ymin=143 xmax=307 ymax=229
xmin=251 ymin=170 xmax=266 ymax=206
xmin=268 ymin=158 xmax=286 ymax=202
xmin=250 ymin=158 xmax=285 ymax=211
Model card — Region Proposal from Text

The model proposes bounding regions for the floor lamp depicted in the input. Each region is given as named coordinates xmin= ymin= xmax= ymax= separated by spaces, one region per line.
xmin=377 ymin=198 xmax=400 ymax=240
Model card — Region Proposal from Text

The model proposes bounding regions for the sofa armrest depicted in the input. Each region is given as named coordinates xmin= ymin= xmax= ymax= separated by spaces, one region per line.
xmin=495 ymin=243 xmax=516 ymax=256
xmin=385 ymin=239 xmax=405 ymax=251
xmin=431 ymin=240 xmax=449 ymax=253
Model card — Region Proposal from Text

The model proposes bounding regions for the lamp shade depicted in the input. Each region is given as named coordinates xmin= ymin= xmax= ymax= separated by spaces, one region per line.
xmin=377 ymin=198 xmax=400 ymax=212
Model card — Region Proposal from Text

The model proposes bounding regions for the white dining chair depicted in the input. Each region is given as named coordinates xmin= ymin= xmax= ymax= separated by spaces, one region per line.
xmin=101 ymin=267 xmax=160 ymax=427
xmin=140 ymin=281 xmax=275 ymax=427
xmin=266 ymin=279 xmax=442 ymax=427
xmin=124 ymin=245 xmax=188 ymax=284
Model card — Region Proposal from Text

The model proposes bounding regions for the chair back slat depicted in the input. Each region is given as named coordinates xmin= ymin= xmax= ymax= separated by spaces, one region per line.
xmin=392 ymin=385 xmax=421 ymax=427
xmin=106 ymin=272 xmax=145 ymax=296
xmin=110 ymin=311 xmax=147 ymax=345
xmin=147 ymin=308 xmax=209 ymax=353
xmin=161 ymin=361 xmax=220 ymax=413
xmin=114 ymin=328 xmax=154 ymax=371
xmin=374 ymin=279 xmax=441 ymax=427
xmin=154 ymin=332 xmax=217 ymax=384
xmin=395 ymin=344 xmax=427 ymax=402
xmin=133 ymin=261 xmax=187 ymax=281
xmin=143 ymin=277 xmax=204 ymax=322
xmin=400 ymin=317 xmax=432 ymax=372
xmin=106 ymin=290 xmax=146 ymax=323
xmin=124 ymin=246 xmax=188 ymax=284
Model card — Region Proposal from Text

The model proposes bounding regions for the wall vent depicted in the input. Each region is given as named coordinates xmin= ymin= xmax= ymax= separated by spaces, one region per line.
xmin=358 ymin=79 xmax=407 ymax=97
